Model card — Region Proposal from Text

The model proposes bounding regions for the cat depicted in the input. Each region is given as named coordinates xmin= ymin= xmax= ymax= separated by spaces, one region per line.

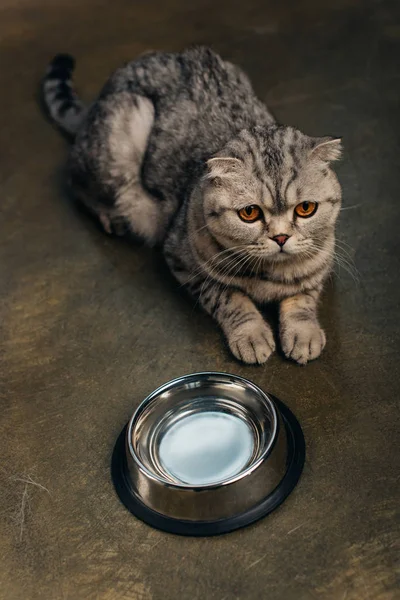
xmin=42 ymin=46 xmax=342 ymax=365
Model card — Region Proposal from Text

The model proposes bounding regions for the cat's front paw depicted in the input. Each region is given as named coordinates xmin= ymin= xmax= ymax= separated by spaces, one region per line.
xmin=280 ymin=320 xmax=326 ymax=365
xmin=227 ymin=320 xmax=275 ymax=365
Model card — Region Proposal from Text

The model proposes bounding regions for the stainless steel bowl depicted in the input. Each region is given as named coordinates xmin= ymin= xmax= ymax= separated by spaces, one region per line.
xmin=112 ymin=372 xmax=305 ymax=536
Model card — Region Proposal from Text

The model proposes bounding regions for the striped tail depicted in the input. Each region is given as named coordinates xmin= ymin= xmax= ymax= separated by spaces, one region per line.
xmin=42 ymin=54 xmax=87 ymax=137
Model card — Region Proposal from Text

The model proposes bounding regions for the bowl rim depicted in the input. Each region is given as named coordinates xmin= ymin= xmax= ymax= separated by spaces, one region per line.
xmin=112 ymin=392 xmax=306 ymax=536
xmin=126 ymin=371 xmax=280 ymax=491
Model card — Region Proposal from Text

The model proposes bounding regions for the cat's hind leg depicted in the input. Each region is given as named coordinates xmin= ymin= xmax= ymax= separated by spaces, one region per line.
xmin=107 ymin=93 xmax=170 ymax=243
xmin=70 ymin=92 xmax=176 ymax=244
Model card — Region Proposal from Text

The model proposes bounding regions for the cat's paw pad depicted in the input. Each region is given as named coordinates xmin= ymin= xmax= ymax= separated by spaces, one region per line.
xmin=280 ymin=320 xmax=326 ymax=365
xmin=228 ymin=321 xmax=275 ymax=365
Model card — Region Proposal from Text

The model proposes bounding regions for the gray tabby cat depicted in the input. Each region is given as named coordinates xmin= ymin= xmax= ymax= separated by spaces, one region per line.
xmin=42 ymin=47 xmax=342 ymax=365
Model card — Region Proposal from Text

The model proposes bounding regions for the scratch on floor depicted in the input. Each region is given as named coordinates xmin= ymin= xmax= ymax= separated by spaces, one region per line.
xmin=147 ymin=538 xmax=162 ymax=551
xmin=11 ymin=474 xmax=51 ymax=494
xmin=287 ymin=523 xmax=305 ymax=535
xmin=266 ymin=371 xmax=275 ymax=388
xmin=10 ymin=474 xmax=50 ymax=541
xmin=245 ymin=554 xmax=267 ymax=571
xmin=321 ymin=371 xmax=338 ymax=393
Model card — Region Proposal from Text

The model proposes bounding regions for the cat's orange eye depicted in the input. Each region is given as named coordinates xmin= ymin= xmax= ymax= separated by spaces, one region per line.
xmin=238 ymin=205 xmax=262 ymax=223
xmin=294 ymin=201 xmax=318 ymax=218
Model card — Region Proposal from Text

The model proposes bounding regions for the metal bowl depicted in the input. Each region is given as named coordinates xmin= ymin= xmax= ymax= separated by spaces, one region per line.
xmin=112 ymin=372 xmax=305 ymax=536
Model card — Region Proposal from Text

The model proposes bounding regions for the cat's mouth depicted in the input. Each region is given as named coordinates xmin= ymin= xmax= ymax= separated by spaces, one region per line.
xmin=248 ymin=246 xmax=291 ymax=259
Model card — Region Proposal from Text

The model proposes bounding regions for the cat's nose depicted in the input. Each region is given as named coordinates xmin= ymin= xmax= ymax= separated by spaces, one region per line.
xmin=272 ymin=234 xmax=290 ymax=247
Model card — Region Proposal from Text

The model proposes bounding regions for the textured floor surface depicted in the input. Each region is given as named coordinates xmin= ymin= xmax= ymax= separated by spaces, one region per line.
xmin=1 ymin=0 xmax=399 ymax=599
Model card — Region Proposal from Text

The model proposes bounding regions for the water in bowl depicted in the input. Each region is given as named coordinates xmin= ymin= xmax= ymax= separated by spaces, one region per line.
xmin=158 ymin=410 xmax=254 ymax=485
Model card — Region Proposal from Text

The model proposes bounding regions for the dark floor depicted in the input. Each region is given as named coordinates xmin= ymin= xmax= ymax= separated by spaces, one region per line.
xmin=1 ymin=0 xmax=400 ymax=598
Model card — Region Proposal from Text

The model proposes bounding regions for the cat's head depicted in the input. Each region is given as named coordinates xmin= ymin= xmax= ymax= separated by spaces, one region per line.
xmin=202 ymin=125 xmax=342 ymax=263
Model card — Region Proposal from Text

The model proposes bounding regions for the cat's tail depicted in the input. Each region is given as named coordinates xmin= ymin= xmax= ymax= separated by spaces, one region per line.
xmin=42 ymin=54 xmax=88 ymax=137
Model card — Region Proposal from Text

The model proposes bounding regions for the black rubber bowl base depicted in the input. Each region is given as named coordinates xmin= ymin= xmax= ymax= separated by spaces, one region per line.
xmin=111 ymin=396 xmax=305 ymax=536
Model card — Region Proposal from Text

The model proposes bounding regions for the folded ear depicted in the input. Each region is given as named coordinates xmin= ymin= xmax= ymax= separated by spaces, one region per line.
xmin=310 ymin=137 xmax=343 ymax=162
xmin=206 ymin=157 xmax=244 ymax=179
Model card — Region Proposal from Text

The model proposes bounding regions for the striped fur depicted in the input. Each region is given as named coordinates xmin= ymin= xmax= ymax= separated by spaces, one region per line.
xmin=42 ymin=46 xmax=342 ymax=364
xmin=42 ymin=54 xmax=87 ymax=136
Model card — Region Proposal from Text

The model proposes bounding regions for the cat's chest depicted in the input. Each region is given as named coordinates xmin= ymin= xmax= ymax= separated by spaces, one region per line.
xmin=222 ymin=255 xmax=330 ymax=303
xmin=232 ymin=276 xmax=306 ymax=303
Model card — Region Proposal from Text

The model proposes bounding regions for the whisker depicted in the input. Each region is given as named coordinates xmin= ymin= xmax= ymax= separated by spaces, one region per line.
xmin=186 ymin=223 xmax=212 ymax=243
xmin=218 ymin=254 xmax=256 ymax=297
xmin=197 ymin=252 xmax=245 ymax=304
xmin=340 ymin=204 xmax=361 ymax=211
xmin=255 ymin=254 xmax=264 ymax=279
xmin=308 ymin=241 xmax=360 ymax=283
xmin=194 ymin=251 xmax=254 ymax=311
xmin=183 ymin=245 xmax=246 ymax=286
